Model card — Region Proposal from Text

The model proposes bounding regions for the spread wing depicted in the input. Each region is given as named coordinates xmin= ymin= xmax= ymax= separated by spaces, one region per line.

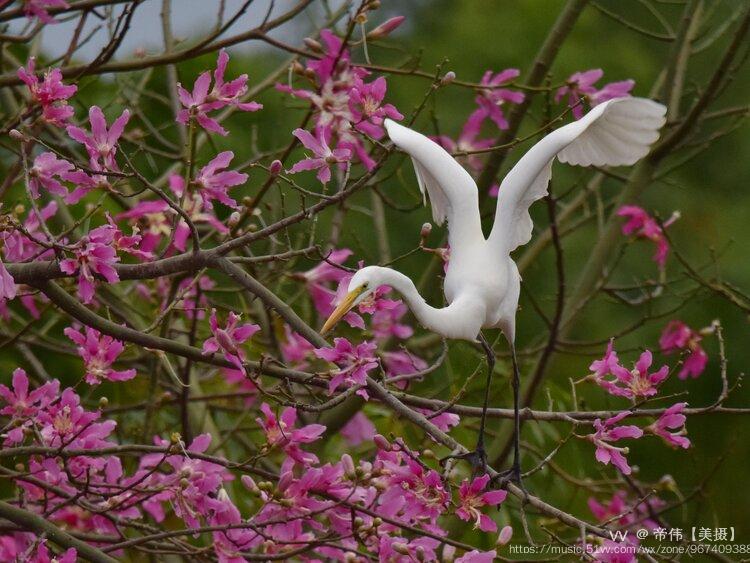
xmin=385 ymin=119 xmax=483 ymax=248
xmin=487 ymin=97 xmax=667 ymax=253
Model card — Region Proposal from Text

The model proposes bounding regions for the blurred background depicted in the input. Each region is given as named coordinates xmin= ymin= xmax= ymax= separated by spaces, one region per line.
xmin=3 ymin=0 xmax=749 ymax=551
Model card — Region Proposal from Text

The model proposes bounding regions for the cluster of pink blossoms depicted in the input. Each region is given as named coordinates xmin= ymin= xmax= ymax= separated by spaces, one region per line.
xmin=660 ymin=320 xmax=709 ymax=378
xmin=279 ymin=26 xmax=404 ymax=183
xmin=555 ymin=68 xmax=635 ymax=119
xmin=177 ymin=49 xmax=262 ymax=136
xmin=618 ymin=205 xmax=679 ymax=269
xmin=1 ymin=0 xmax=69 ymax=24
xmin=18 ymin=57 xmax=77 ymax=125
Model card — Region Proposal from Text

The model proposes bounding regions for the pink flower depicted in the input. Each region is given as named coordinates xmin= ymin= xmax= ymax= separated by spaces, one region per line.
xmin=59 ymin=224 xmax=120 ymax=304
xmin=0 ymin=258 xmax=17 ymax=302
xmin=589 ymin=490 xmax=664 ymax=532
xmin=417 ymin=408 xmax=459 ymax=433
xmin=67 ymin=106 xmax=130 ymax=171
xmin=18 ymin=0 xmax=69 ymax=24
xmin=555 ymin=69 xmax=634 ymax=119
xmin=591 ymin=343 xmax=669 ymax=400
xmin=367 ymin=15 xmax=406 ymax=39
xmin=17 ymin=57 xmax=76 ymax=125
xmin=382 ymin=349 xmax=428 ymax=388
xmin=202 ymin=309 xmax=260 ymax=371
xmin=170 ymin=151 xmax=247 ymax=210
xmin=660 ymin=321 xmax=708 ymax=379
xmin=1 ymin=200 xmax=57 ymax=262
xmin=28 ymin=152 xmax=73 ymax=199
xmin=617 ymin=205 xmax=677 ymax=268
xmin=456 ymin=550 xmax=498 ymax=563
xmin=472 ymin=69 xmax=525 ymax=130
xmin=587 ymin=412 xmax=643 ymax=475
xmin=256 ymin=402 xmax=325 ymax=465
xmin=0 ymin=368 xmax=59 ymax=420
xmin=314 ymin=337 xmax=379 ymax=399
xmin=280 ymin=325 xmax=315 ymax=369
xmin=177 ymin=49 xmax=262 ymax=136
xmin=371 ymin=300 xmax=413 ymax=340
xmin=30 ymin=542 xmax=77 ymax=563
xmin=349 ymin=76 xmax=403 ymax=138
xmin=64 ymin=325 xmax=136 ymax=385
xmin=340 ymin=411 xmax=376 ymax=446
xmin=37 ymin=386 xmax=115 ymax=448
xmin=456 ymin=474 xmax=507 ymax=532
xmin=646 ymin=402 xmax=691 ymax=449
xmin=433 ymin=111 xmax=494 ymax=172
xmin=288 ymin=127 xmax=351 ymax=184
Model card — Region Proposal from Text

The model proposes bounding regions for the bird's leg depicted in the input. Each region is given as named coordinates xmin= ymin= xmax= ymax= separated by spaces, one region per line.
xmin=495 ymin=343 xmax=525 ymax=490
xmin=440 ymin=333 xmax=494 ymax=471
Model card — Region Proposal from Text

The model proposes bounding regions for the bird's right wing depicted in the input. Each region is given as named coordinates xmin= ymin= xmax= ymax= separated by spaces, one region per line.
xmin=385 ymin=119 xmax=483 ymax=247
xmin=487 ymin=97 xmax=666 ymax=253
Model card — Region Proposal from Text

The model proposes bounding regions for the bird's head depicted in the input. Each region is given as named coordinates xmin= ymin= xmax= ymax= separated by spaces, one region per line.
xmin=320 ymin=266 xmax=390 ymax=335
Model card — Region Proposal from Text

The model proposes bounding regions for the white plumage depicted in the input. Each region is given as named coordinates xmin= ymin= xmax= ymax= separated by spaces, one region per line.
xmin=321 ymin=97 xmax=666 ymax=474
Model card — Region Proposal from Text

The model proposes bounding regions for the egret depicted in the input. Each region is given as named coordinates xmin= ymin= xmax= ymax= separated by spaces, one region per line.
xmin=321 ymin=97 xmax=667 ymax=482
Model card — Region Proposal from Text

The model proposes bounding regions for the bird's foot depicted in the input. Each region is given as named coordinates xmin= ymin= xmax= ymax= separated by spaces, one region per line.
xmin=440 ymin=445 xmax=487 ymax=472
xmin=493 ymin=462 xmax=527 ymax=495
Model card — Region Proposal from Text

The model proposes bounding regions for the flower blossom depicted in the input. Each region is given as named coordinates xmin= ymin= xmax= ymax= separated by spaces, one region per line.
xmin=60 ymin=224 xmax=120 ymax=304
xmin=15 ymin=0 xmax=69 ymax=24
xmin=660 ymin=320 xmax=708 ymax=379
xmin=472 ymin=69 xmax=525 ymax=130
xmin=589 ymin=490 xmax=664 ymax=532
xmin=202 ymin=309 xmax=260 ymax=371
xmin=586 ymin=411 xmax=643 ymax=475
xmin=169 ymin=151 xmax=247 ymax=210
xmin=589 ymin=342 xmax=669 ymax=400
xmin=27 ymin=152 xmax=73 ymax=199
xmin=0 ymin=368 xmax=59 ymax=444
xmin=646 ymin=402 xmax=691 ymax=449
xmin=177 ymin=49 xmax=262 ymax=135
xmin=64 ymin=325 xmax=136 ymax=385
xmin=617 ymin=205 xmax=679 ymax=268
xmin=30 ymin=542 xmax=77 ymax=563
xmin=67 ymin=105 xmax=130 ymax=170
xmin=17 ymin=57 xmax=76 ymax=125
xmin=288 ymin=127 xmax=351 ymax=184
xmin=349 ymin=76 xmax=403 ymax=138
xmin=0 ymin=259 xmax=17 ymax=302
xmin=314 ymin=337 xmax=379 ymax=399
xmin=340 ymin=411 xmax=376 ymax=446
xmin=555 ymin=69 xmax=634 ymax=119
xmin=256 ymin=402 xmax=325 ymax=465
xmin=433 ymin=111 xmax=494 ymax=173
xmin=456 ymin=474 xmax=508 ymax=532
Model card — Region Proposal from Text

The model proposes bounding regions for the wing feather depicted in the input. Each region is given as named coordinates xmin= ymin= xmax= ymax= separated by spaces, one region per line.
xmin=386 ymin=119 xmax=484 ymax=248
xmin=489 ymin=97 xmax=666 ymax=253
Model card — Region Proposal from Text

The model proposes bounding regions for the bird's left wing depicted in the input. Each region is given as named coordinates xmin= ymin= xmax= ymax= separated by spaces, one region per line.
xmin=385 ymin=119 xmax=483 ymax=246
xmin=487 ymin=97 xmax=666 ymax=253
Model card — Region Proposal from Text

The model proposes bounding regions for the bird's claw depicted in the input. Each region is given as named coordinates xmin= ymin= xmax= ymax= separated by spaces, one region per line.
xmin=440 ymin=446 xmax=487 ymax=472
xmin=492 ymin=462 xmax=527 ymax=495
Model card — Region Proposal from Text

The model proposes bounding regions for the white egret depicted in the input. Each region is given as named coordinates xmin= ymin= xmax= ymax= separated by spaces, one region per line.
xmin=321 ymin=97 xmax=666 ymax=482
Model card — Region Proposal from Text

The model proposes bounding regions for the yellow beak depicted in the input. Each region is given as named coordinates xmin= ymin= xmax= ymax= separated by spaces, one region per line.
xmin=321 ymin=286 xmax=364 ymax=335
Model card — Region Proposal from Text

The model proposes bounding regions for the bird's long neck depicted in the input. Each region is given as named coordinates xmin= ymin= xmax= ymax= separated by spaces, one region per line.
xmin=379 ymin=268 xmax=452 ymax=335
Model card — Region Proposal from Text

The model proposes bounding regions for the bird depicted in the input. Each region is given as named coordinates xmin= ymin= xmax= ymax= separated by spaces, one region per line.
xmin=320 ymin=97 xmax=667 ymax=483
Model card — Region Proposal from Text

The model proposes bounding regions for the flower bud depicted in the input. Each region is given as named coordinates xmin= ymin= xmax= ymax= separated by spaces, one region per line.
xmin=497 ymin=525 xmax=513 ymax=545
xmin=291 ymin=61 xmax=305 ymax=75
xmin=344 ymin=553 xmax=358 ymax=562
xmin=341 ymin=453 xmax=356 ymax=478
xmin=443 ymin=545 xmax=456 ymax=562
xmin=227 ymin=211 xmax=241 ymax=227
xmin=9 ymin=129 xmax=25 ymax=141
xmin=170 ymin=432 xmax=181 ymax=444
xmin=392 ymin=542 xmax=410 ymax=555
xmin=303 ymin=37 xmax=323 ymax=52
xmin=420 ymin=222 xmax=432 ymax=239
xmin=441 ymin=71 xmax=456 ymax=86
xmin=373 ymin=434 xmax=391 ymax=450
xmin=241 ymin=475 xmax=259 ymax=493
xmin=367 ymin=16 xmax=405 ymax=39
xmin=415 ymin=546 xmax=426 ymax=561
xmin=98 ymin=397 xmax=109 ymax=408
xmin=269 ymin=159 xmax=282 ymax=175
